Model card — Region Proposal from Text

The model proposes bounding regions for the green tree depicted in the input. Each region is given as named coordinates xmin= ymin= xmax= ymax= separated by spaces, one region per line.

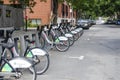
xmin=67 ymin=0 xmax=120 ymax=19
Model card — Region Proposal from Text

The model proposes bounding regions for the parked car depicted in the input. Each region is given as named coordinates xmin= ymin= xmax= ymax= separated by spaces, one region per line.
xmin=116 ymin=20 xmax=120 ymax=25
xmin=106 ymin=19 xmax=116 ymax=24
xmin=91 ymin=20 xmax=96 ymax=25
xmin=77 ymin=19 xmax=91 ymax=29
xmin=106 ymin=20 xmax=114 ymax=24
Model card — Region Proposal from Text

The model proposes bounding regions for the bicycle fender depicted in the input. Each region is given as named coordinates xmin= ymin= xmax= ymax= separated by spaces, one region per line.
xmin=75 ymin=29 xmax=81 ymax=32
xmin=31 ymin=48 xmax=47 ymax=56
xmin=71 ymin=31 xmax=77 ymax=34
xmin=58 ymin=36 xmax=68 ymax=41
xmin=9 ymin=57 xmax=32 ymax=68
xmin=65 ymin=33 xmax=73 ymax=37
xmin=76 ymin=27 xmax=83 ymax=30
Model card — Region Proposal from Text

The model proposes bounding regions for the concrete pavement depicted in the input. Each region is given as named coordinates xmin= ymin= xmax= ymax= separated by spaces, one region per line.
xmin=37 ymin=24 xmax=120 ymax=80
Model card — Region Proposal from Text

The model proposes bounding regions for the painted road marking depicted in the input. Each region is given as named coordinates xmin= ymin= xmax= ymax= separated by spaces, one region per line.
xmin=68 ymin=56 xmax=85 ymax=60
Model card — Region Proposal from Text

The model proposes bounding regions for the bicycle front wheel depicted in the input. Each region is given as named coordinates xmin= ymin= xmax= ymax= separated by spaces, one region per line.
xmin=68 ymin=36 xmax=74 ymax=46
xmin=27 ymin=48 xmax=50 ymax=75
xmin=55 ymin=39 xmax=70 ymax=52
xmin=73 ymin=33 xmax=79 ymax=41
xmin=33 ymin=54 xmax=49 ymax=75
xmin=25 ymin=48 xmax=50 ymax=75
xmin=16 ymin=66 xmax=36 ymax=80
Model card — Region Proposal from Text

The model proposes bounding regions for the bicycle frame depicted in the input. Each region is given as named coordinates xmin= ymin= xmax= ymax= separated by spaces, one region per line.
xmin=0 ymin=57 xmax=18 ymax=79
xmin=0 ymin=47 xmax=33 ymax=79
xmin=0 ymin=44 xmax=33 ymax=69
xmin=7 ymin=38 xmax=19 ymax=57
xmin=50 ymin=28 xmax=69 ymax=41
xmin=42 ymin=27 xmax=68 ymax=45
xmin=42 ymin=31 xmax=53 ymax=45
xmin=57 ymin=26 xmax=73 ymax=38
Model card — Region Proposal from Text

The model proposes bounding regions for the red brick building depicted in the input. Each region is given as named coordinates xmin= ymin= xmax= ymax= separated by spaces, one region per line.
xmin=3 ymin=0 xmax=76 ymax=25
xmin=26 ymin=0 xmax=52 ymax=25
xmin=57 ymin=2 xmax=76 ymax=24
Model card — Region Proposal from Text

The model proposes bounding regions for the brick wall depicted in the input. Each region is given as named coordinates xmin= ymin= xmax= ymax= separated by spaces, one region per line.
xmin=57 ymin=2 xmax=76 ymax=23
xmin=26 ymin=0 xmax=52 ymax=25
xmin=3 ymin=0 xmax=52 ymax=25
xmin=3 ymin=0 xmax=76 ymax=25
xmin=3 ymin=0 xmax=9 ymax=4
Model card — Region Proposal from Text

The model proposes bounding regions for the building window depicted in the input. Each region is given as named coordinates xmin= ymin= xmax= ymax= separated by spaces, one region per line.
xmin=62 ymin=4 xmax=65 ymax=17
xmin=66 ymin=5 xmax=68 ymax=17
xmin=31 ymin=19 xmax=36 ymax=24
xmin=0 ymin=9 xmax=2 ymax=17
xmin=29 ymin=19 xmax=42 ymax=25
xmin=6 ymin=10 xmax=11 ymax=18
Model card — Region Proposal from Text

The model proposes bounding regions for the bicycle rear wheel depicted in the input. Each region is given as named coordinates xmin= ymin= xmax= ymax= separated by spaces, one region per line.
xmin=30 ymin=55 xmax=50 ymax=75
xmin=26 ymin=48 xmax=50 ymax=75
xmin=68 ymin=36 xmax=74 ymax=46
xmin=39 ymin=36 xmax=45 ymax=49
xmin=55 ymin=39 xmax=70 ymax=52
xmin=73 ymin=33 xmax=79 ymax=41
xmin=16 ymin=66 xmax=36 ymax=80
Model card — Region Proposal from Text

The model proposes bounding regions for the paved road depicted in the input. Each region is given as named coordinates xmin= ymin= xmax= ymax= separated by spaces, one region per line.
xmin=37 ymin=24 xmax=120 ymax=80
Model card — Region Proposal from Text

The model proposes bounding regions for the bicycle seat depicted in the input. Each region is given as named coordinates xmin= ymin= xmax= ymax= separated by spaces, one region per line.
xmin=0 ymin=42 xmax=14 ymax=49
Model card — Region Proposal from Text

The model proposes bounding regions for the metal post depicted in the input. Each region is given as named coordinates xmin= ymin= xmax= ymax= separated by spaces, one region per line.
xmin=25 ymin=6 xmax=27 ymax=31
xmin=19 ymin=35 xmax=26 ymax=56
xmin=35 ymin=32 xmax=41 ymax=47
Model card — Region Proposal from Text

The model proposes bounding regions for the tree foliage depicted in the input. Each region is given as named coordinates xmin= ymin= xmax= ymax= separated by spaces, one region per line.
xmin=65 ymin=0 xmax=120 ymax=19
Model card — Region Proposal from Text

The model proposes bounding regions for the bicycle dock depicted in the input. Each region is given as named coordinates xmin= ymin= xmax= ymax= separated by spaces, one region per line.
xmin=12 ymin=30 xmax=40 ymax=55
xmin=0 ymin=24 xmax=84 ymax=54
xmin=0 ymin=27 xmax=40 ymax=56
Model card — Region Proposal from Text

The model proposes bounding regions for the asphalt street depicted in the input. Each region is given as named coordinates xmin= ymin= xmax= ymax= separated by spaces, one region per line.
xmin=37 ymin=24 xmax=120 ymax=80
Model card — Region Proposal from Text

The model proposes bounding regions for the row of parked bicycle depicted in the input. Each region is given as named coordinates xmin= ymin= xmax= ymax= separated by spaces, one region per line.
xmin=0 ymin=22 xmax=83 ymax=80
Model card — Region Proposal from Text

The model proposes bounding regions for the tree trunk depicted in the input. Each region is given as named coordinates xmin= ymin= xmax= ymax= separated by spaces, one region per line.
xmin=52 ymin=0 xmax=58 ymax=24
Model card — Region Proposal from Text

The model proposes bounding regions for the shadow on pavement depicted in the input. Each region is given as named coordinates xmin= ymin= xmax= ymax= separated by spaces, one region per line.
xmin=104 ymin=24 xmax=120 ymax=28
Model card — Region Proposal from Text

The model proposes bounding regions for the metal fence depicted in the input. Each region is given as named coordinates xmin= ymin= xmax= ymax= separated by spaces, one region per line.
xmin=0 ymin=5 xmax=24 ymax=28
